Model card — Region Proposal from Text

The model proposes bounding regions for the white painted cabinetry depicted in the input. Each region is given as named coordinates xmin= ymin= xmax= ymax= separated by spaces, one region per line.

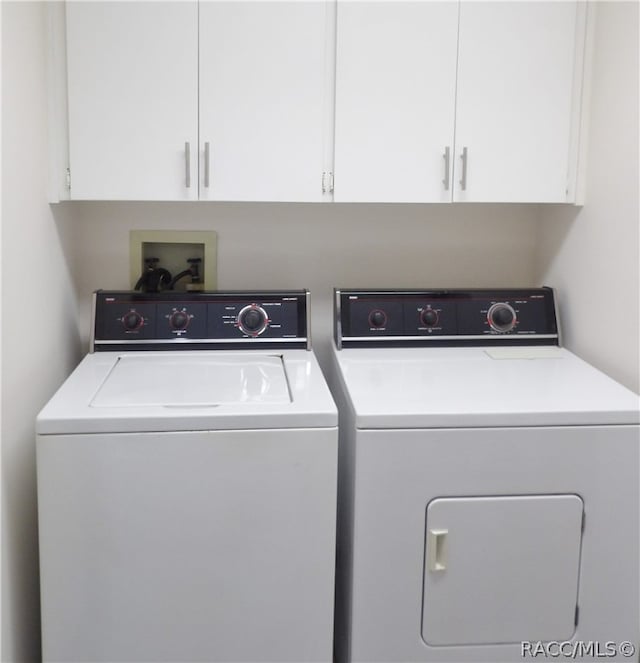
xmin=198 ymin=2 xmax=329 ymax=202
xmin=62 ymin=1 xmax=586 ymax=203
xmin=66 ymin=2 xmax=198 ymax=200
xmin=334 ymin=1 xmax=585 ymax=203
xmin=454 ymin=2 xmax=580 ymax=203
xmin=64 ymin=1 xmax=331 ymax=201
xmin=333 ymin=2 xmax=458 ymax=203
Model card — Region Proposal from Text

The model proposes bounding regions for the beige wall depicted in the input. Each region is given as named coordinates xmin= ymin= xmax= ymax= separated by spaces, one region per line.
xmin=1 ymin=3 xmax=81 ymax=660
xmin=536 ymin=1 xmax=639 ymax=393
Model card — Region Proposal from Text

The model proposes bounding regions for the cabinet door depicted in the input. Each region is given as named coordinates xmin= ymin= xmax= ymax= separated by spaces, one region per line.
xmin=199 ymin=1 xmax=330 ymax=202
xmin=66 ymin=2 xmax=198 ymax=200
xmin=334 ymin=2 xmax=458 ymax=203
xmin=453 ymin=2 xmax=579 ymax=202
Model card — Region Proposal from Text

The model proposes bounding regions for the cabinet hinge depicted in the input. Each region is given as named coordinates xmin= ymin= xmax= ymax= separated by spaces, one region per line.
xmin=322 ymin=171 xmax=334 ymax=194
xmin=65 ymin=168 xmax=71 ymax=190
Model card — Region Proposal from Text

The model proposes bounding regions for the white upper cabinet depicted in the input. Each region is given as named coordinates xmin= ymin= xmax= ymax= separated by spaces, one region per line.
xmin=64 ymin=1 xmax=331 ymax=201
xmin=199 ymin=2 xmax=330 ymax=202
xmin=66 ymin=2 xmax=198 ymax=201
xmin=333 ymin=1 xmax=585 ymax=203
xmin=334 ymin=2 xmax=459 ymax=203
xmin=62 ymin=1 xmax=586 ymax=203
xmin=454 ymin=2 xmax=579 ymax=203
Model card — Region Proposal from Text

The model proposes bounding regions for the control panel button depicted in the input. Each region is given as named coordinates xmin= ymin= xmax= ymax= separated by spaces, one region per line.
xmin=122 ymin=310 xmax=144 ymax=332
xmin=237 ymin=305 xmax=269 ymax=336
xmin=487 ymin=303 xmax=517 ymax=333
xmin=369 ymin=309 xmax=387 ymax=328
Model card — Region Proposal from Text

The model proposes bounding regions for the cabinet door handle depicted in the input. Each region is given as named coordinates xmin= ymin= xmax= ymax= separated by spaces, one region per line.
xmin=459 ymin=147 xmax=468 ymax=191
xmin=204 ymin=142 xmax=210 ymax=188
xmin=427 ymin=529 xmax=448 ymax=572
xmin=442 ymin=146 xmax=451 ymax=190
xmin=185 ymin=142 xmax=191 ymax=188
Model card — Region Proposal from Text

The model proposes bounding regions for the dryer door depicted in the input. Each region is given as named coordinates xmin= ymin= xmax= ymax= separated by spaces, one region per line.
xmin=422 ymin=494 xmax=583 ymax=645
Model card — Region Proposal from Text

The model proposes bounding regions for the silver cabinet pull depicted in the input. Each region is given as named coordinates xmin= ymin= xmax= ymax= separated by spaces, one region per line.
xmin=185 ymin=142 xmax=191 ymax=188
xmin=460 ymin=147 xmax=468 ymax=191
xmin=204 ymin=142 xmax=210 ymax=188
xmin=442 ymin=146 xmax=451 ymax=190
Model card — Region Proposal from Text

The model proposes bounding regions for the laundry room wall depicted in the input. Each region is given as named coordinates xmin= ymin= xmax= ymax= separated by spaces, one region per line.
xmin=535 ymin=1 xmax=639 ymax=393
xmin=1 ymin=2 xmax=81 ymax=661
xmin=62 ymin=201 xmax=541 ymax=366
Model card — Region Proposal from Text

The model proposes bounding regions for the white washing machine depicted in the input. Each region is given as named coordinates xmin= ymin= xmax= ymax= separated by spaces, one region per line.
xmin=329 ymin=288 xmax=639 ymax=663
xmin=36 ymin=290 xmax=338 ymax=662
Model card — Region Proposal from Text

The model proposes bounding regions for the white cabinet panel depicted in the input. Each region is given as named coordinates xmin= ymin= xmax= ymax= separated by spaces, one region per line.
xmin=422 ymin=494 xmax=583 ymax=645
xmin=454 ymin=2 xmax=579 ymax=202
xmin=334 ymin=2 xmax=458 ymax=202
xmin=334 ymin=1 xmax=582 ymax=203
xmin=199 ymin=2 xmax=329 ymax=202
xmin=66 ymin=2 xmax=198 ymax=200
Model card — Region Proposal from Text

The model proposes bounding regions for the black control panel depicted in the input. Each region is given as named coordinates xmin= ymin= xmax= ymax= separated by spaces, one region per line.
xmin=92 ymin=290 xmax=310 ymax=351
xmin=335 ymin=288 xmax=559 ymax=348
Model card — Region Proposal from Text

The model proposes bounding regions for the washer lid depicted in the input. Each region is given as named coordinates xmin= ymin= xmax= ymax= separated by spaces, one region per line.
xmin=91 ymin=355 xmax=291 ymax=407
xmin=334 ymin=346 xmax=640 ymax=428
xmin=36 ymin=350 xmax=337 ymax=434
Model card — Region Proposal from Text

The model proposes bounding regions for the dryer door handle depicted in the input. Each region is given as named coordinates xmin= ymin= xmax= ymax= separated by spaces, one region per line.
xmin=427 ymin=529 xmax=448 ymax=572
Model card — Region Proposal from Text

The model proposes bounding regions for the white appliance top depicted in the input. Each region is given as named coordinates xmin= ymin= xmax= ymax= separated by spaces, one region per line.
xmin=91 ymin=355 xmax=291 ymax=407
xmin=37 ymin=350 xmax=337 ymax=435
xmin=333 ymin=345 xmax=640 ymax=428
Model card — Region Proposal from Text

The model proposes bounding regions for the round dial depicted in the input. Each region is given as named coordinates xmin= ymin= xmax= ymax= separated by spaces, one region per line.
xmin=487 ymin=302 xmax=517 ymax=332
xmin=237 ymin=305 xmax=269 ymax=336
xmin=420 ymin=308 xmax=439 ymax=327
xmin=122 ymin=310 xmax=144 ymax=331
xmin=169 ymin=310 xmax=190 ymax=331
xmin=368 ymin=309 xmax=387 ymax=328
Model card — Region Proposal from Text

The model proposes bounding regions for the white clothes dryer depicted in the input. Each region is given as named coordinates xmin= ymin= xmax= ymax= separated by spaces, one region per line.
xmin=329 ymin=288 xmax=639 ymax=663
xmin=37 ymin=290 xmax=337 ymax=662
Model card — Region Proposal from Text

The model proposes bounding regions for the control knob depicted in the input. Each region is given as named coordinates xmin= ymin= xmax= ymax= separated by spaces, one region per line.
xmin=369 ymin=309 xmax=387 ymax=328
xmin=169 ymin=310 xmax=190 ymax=331
xmin=487 ymin=302 xmax=517 ymax=333
xmin=420 ymin=308 xmax=439 ymax=327
xmin=237 ymin=304 xmax=269 ymax=336
xmin=121 ymin=310 xmax=144 ymax=331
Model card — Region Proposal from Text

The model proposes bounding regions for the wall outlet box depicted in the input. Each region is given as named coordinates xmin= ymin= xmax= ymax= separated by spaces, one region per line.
xmin=130 ymin=230 xmax=217 ymax=291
